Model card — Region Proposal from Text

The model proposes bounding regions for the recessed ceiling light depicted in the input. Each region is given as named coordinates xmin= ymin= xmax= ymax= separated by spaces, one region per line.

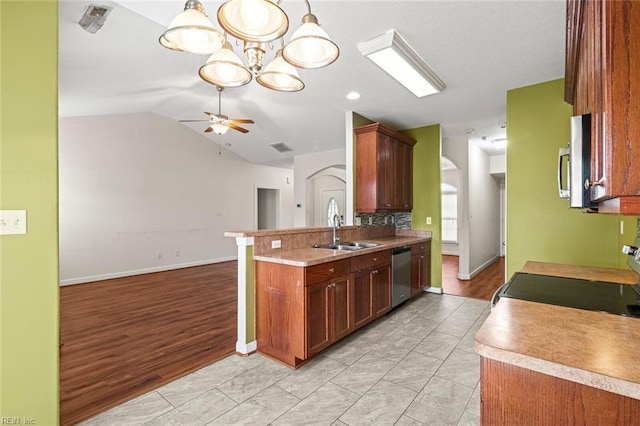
xmin=346 ymin=91 xmax=360 ymax=100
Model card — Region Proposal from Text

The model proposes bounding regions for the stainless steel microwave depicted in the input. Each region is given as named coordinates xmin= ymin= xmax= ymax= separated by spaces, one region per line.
xmin=558 ymin=113 xmax=597 ymax=210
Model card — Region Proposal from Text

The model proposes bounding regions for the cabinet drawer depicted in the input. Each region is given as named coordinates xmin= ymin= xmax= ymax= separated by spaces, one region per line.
xmin=351 ymin=250 xmax=391 ymax=271
xmin=305 ymin=259 xmax=350 ymax=286
xmin=411 ymin=242 xmax=427 ymax=255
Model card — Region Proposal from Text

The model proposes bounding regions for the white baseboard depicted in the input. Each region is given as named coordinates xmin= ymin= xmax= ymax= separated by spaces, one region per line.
xmin=236 ymin=340 xmax=257 ymax=354
xmin=458 ymin=255 xmax=499 ymax=281
xmin=425 ymin=286 xmax=443 ymax=294
xmin=59 ymin=257 xmax=237 ymax=286
xmin=441 ymin=242 xmax=459 ymax=256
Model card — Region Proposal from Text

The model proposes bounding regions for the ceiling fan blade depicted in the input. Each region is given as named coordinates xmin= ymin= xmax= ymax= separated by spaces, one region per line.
xmin=229 ymin=119 xmax=254 ymax=124
xmin=180 ymin=119 xmax=210 ymax=123
xmin=204 ymin=126 xmax=214 ymax=133
xmin=204 ymin=111 xmax=216 ymax=117
xmin=227 ymin=123 xmax=249 ymax=133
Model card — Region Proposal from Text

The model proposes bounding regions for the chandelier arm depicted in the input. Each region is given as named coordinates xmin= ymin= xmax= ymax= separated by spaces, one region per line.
xmin=302 ymin=0 xmax=312 ymax=14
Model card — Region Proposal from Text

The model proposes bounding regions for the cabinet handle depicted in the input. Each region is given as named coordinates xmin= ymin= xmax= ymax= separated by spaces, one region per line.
xmin=420 ymin=256 xmax=424 ymax=259
xmin=584 ymin=178 xmax=604 ymax=189
xmin=373 ymin=257 xmax=377 ymax=261
xmin=372 ymin=269 xmax=378 ymax=274
xmin=329 ymin=268 xmax=335 ymax=273
xmin=385 ymin=203 xmax=391 ymax=207
xmin=328 ymin=283 xmax=336 ymax=288
xmin=404 ymin=204 xmax=409 ymax=207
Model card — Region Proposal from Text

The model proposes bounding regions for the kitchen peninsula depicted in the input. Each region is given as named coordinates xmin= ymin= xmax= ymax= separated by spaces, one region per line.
xmin=475 ymin=262 xmax=640 ymax=424
xmin=226 ymin=225 xmax=432 ymax=367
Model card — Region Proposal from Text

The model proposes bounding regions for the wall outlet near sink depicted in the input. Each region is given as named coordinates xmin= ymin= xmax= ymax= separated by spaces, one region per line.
xmin=271 ymin=240 xmax=282 ymax=249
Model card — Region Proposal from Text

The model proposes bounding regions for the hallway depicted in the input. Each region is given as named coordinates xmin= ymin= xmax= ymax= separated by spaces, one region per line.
xmin=441 ymin=255 xmax=506 ymax=300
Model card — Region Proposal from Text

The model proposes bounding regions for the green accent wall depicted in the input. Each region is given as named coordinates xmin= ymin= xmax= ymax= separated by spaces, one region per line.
xmin=506 ymin=79 xmax=636 ymax=278
xmin=246 ymin=245 xmax=255 ymax=343
xmin=402 ymin=125 xmax=442 ymax=288
xmin=0 ymin=1 xmax=59 ymax=423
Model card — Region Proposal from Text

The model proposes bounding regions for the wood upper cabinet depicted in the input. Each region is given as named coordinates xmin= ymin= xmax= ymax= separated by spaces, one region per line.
xmin=355 ymin=123 xmax=417 ymax=213
xmin=565 ymin=0 xmax=640 ymax=214
xmin=410 ymin=241 xmax=431 ymax=296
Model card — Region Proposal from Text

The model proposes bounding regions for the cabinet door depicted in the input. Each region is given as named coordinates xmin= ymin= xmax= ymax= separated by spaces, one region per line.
xmin=352 ymin=269 xmax=374 ymax=330
xmin=372 ymin=264 xmax=391 ymax=317
xmin=332 ymin=276 xmax=352 ymax=341
xmin=306 ymin=281 xmax=331 ymax=357
xmin=396 ymin=141 xmax=413 ymax=210
xmin=420 ymin=247 xmax=431 ymax=291
xmin=410 ymin=254 xmax=421 ymax=296
xmin=377 ymin=134 xmax=394 ymax=210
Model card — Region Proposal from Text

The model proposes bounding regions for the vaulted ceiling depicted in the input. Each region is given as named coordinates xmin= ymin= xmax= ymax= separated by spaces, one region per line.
xmin=59 ymin=1 xmax=566 ymax=167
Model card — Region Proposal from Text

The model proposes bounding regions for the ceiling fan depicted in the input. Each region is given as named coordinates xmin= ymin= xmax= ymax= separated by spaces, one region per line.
xmin=179 ymin=86 xmax=254 ymax=135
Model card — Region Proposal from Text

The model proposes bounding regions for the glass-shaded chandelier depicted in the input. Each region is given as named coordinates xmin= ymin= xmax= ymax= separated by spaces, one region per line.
xmin=160 ymin=0 xmax=339 ymax=92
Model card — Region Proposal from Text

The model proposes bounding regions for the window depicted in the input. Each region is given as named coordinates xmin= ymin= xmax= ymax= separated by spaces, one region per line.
xmin=441 ymin=184 xmax=457 ymax=242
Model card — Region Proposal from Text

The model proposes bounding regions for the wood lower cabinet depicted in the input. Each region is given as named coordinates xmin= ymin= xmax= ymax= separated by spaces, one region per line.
xmin=256 ymin=259 xmax=351 ymax=368
xmin=306 ymin=275 xmax=351 ymax=358
xmin=351 ymin=250 xmax=391 ymax=329
xmin=480 ymin=357 xmax=640 ymax=425
xmin=411 ymin=241 xmax=431 ymax=296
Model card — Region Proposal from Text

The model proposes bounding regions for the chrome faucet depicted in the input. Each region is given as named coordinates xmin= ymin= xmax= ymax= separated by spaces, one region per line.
xmin=331 ymin=213 xmax=341 ymax=246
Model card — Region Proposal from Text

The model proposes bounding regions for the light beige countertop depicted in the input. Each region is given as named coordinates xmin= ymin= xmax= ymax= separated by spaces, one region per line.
xmin=475 ymin=262 xmax=640 ymax=399
xmin=253 ymin=235 xmax=430 ymax=267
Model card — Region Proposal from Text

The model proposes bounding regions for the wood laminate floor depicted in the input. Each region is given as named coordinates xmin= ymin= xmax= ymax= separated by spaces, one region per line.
xmin=59 ymin=261 xmax=238 ymax=426
xmin=442 ymin=255 xmax=506 ymax=300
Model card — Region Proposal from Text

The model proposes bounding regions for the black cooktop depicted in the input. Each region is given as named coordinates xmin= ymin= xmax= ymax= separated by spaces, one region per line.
xmin=494 ymin=272 xmax=640 ymax=318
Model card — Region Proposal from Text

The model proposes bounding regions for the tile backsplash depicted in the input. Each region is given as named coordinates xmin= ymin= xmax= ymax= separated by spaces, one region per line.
xmin=356 ymin=212 xmax=412 ymax=230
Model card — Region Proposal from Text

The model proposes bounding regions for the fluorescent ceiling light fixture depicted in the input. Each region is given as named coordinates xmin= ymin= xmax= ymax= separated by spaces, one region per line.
xmin=357 ymin=29 xmax=445 ymax=98
xmin=491 ymin=138 xmax=507 ymax=149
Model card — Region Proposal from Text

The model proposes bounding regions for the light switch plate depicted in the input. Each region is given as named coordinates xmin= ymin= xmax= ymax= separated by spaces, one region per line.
xmin=0 ymin=210 xmax=27 ymax=235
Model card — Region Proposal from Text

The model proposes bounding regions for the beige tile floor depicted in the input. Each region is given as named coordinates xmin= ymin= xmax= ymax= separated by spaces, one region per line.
xmin=80 ymin=293 xmax=490 ymax=426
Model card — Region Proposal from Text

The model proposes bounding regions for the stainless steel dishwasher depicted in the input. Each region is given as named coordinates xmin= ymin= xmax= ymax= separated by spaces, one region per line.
xmin=392 ymin=245 xmax=412 ymax=308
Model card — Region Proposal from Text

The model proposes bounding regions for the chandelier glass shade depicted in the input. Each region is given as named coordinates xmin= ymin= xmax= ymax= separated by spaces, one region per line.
xmin=256 ymin=49 xmax=304 ymax=91
xmin=160 ymin=0 xmax=339 ymax=92
xmin=159 ymin=1 xmax=224 ymax=54
xmin=199 ymin=41 xmax=253 ymax=87
xmin=282 ymin=13 xmax=339 ymax=69
xmin=217 ymin=0 xmax=289 ymax=43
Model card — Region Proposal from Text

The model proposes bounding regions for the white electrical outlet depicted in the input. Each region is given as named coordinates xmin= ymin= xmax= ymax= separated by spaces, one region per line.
xmin=426 ymin=217 xmax=432 ymax=225
xmin=0 ymin=210 xmax=27 ymax=235
xmin=391 ymin=216 xmax=395 ymax=224
xmin=355 ymin=217 xmax=362 ymax=226
xmin=271 ymin=240 xmax=282 ymax=249
xmin=384 ymin=216 xmax=388 ymax=225
xmin=368 ymin=217 xmax=373 ymax=225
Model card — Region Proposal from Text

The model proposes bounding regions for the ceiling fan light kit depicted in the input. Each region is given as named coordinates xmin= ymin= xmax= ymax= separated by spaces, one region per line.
xmin=161 ymin=0 xmax=339 ymax=92
xmin=179 ymin=86 xmax=254 ymax=135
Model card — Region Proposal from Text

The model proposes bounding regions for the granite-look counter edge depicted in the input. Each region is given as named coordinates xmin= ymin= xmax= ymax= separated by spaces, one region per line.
xmin=253 ymin=235 xmax=430 ymax=267
xmin=475 ymin=262 xmax=640 ymax=400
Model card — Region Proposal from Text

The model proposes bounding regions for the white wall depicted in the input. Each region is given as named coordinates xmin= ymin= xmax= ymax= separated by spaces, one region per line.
xmin=442 ymin=136 xmax=470 ymax=276
xmin=59 ymin=112 xmax=293 ymax=284
xmin=293 ymin=148 xmax=346 ymax=227
xmin=441 ymin=169 xmax=460 ymax=256
xmin=467 ymin=142 xmax=501 ymax=277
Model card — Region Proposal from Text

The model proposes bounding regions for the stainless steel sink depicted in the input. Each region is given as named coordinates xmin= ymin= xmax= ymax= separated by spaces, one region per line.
xmin=312 ymin=241 xmax=380 ymax=251
xmin=341 ymin=241 xmax=380 ymax=248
